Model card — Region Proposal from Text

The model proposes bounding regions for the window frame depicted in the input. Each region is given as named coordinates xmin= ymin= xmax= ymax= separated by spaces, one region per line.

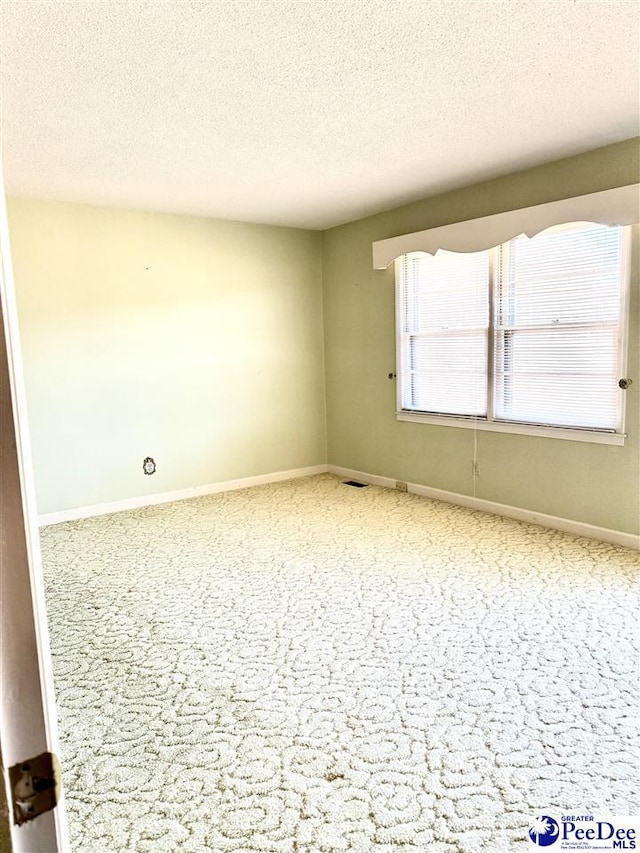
xmin=395 ymin=224 xmax=632 ymax=446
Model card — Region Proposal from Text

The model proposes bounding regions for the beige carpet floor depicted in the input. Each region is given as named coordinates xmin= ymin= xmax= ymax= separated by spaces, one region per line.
xmin=40 ymin=474 xmax=639 ymax=852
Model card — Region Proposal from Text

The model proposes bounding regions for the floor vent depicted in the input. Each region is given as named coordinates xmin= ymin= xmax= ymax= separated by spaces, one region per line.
xmin=343 ymin=480 xmax=368 ymax=488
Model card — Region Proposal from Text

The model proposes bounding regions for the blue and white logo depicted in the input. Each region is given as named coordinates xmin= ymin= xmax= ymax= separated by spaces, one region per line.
xmin=528 ymin=813 xmax=638 ymax=850
xmin=529 ymin=815 xmax=560 ymax=846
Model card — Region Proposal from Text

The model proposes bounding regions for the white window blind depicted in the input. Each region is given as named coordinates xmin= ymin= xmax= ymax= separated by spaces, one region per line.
xmin=494 ymin=223 xmax=625 ymax=430
xmin=398 ymin=249 xmax=489 ymax=416
xmin=397 ymin=222 xmax=628 ymax=435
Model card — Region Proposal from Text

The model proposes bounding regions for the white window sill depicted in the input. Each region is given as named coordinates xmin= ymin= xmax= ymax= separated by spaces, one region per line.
xmin=396 ymin=411 xmax=626 ymax=445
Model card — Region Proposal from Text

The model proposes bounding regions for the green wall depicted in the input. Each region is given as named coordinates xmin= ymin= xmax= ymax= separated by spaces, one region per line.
xmin=8 ymin=139 xmax=639 ymax=533
xmin=8 ymin=199 xmax=326 ymax=514
xmin=322 ymin=138 xmax=640 ymax=534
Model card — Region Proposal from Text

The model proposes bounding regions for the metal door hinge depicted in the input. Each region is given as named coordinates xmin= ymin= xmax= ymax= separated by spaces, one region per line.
xmin=8 ymin=752 xmax=60 ymax=826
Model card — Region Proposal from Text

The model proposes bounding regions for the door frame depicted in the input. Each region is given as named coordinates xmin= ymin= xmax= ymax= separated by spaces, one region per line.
xmin=0 ymin=168 xmax=70 ymax=851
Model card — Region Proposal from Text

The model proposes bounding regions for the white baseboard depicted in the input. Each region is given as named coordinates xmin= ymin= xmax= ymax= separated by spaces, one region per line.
xmin=38 ymin=464 xmax=329 ymax=526
xmin=40 ymin=462 xmax=639 ymax=550
xmin=328 ymin=465 xmax=639 ymax=550
xmin=330 ymin=466 xmax=397 ymax=490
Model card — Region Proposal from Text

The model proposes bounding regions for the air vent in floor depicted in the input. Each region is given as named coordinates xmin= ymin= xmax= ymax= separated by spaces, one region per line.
xmin=343 ymin=480 xmax=368 ymax=488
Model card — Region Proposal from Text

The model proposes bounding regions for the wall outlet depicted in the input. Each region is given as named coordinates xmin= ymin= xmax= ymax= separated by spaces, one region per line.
xmin=143 ymin=456 xmax=156 ymax=475
xmin=396 ymin=481 xmax=408 ymax=492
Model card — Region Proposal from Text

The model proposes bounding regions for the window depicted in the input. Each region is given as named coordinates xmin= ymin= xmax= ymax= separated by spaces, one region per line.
xmin=396 ymin=222 xmax=630 ymax=442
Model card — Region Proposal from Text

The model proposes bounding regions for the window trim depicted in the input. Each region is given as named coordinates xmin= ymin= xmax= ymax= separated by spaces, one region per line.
xmin=395 ymin=224 xmax=632 ymax=445
xmin=375 ymin=183 xmax=639 ymax=268
xmin=395 ymin=411 xmax=626 ymax=445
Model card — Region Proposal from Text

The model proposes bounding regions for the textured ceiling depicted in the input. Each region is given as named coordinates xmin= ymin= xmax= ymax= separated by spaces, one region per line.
xmin=1 ymin=0 xmax=638 ymax=229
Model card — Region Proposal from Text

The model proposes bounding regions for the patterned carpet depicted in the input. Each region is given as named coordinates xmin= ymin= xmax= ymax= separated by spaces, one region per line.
xmin=40 ymin=474 xmax=639 ymax=853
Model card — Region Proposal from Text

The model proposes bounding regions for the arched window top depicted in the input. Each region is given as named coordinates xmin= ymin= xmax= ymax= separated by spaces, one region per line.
xmin=372 ymin=184 xmax=639 ymax=269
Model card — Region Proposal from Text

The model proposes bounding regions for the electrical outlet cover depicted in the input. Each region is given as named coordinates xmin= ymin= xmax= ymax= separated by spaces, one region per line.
xmin=143 ymin=457 xmax=156 ymax=475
